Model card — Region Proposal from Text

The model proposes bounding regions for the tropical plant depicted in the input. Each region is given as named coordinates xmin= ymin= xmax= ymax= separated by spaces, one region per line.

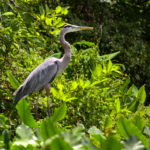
xmin=1 ymin=96 xmax=150 ymax=150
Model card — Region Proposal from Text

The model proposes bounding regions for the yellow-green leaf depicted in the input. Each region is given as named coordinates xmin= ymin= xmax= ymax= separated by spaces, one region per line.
xmin=136 ymin=85 xmax=146 ymax=103
xmin=55 ymin=6 xmax=61 ymax=13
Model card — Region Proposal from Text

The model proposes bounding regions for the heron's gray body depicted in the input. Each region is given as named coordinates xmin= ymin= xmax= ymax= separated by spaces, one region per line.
xmin=14 ymin=54 xmax=72 ymax=102
xmin=14 ymin=24 xmax=93 ymax=111
xmin=14 ymin=58 xmax=57 ymax=102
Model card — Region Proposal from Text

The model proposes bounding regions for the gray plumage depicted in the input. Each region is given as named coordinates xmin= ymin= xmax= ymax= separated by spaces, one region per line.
xmin=14 ymin=24 xmax=93 ymax=116
xmin=14 ymin=58 xmax=59 ymax=102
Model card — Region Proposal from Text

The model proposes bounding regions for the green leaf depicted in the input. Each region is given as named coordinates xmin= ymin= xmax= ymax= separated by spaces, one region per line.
xmin=127 ymin=99 xmax=139 ymax=112
xmin=44 ymin=137 xmax=73 ymax=150
xmin=100 ymin=51 xmax=120 ymax=61
xmin=61 ymin=6 xmax=69 ymax=15
xmin=107 ymin=51 xmax=120 ymax=60
xmin=51 ymin=87 xmax=58 ymax=97
xmin=13 ymin=125 xmax=38 ymax=147
xmin=107 ymin=60 xmax=112 ymax=73
xmin=120 ymin=78 xmax=130 ymax=92
xmin=39 ymin=5 xmax=45 ymax=16
xmin=136 ymin=85 xmax=146 ymax=103
xmin=104 ymin=116 xmax=113 ymax=129
xmin=51 ymin=103 xmax=67 ymax=123
xmin=3 ymin=129 xmax=10 ymax=149
xmin=50 ymin=52 xmax=62 ymax=58
xmin=88 ymin=126 xmax=106 ymax=143
xmin=143 ymin=126 xmax=150 ymax=136
xmin=16 ymin=125 xmax=36 ymax=139
xmin=71 ymin=81 xmax=78 ymax=90
xmin=2 ymin=12 xmax=14 ymax=16
xmin=99 ymin=136 xmax=123 ymax=150
xmin=117 ymin=117 xmax=149 ymax=148
xmin=62 ymin=124 xmax=96 ymax=150
xmin=115 ymin=99 xmax=120 ymax=113
xmin=22 ymin=12 xmax=34 ymax=23
xmin=74 ymin=40 xmax=96 ymax=47
xmin=123 ymin=136 xmax=145 ymax=150
xmin=16 ymin=99 xmax=38 ymax=128
xmin=40 ymin=117 xmax=59 ymax=141
xmin=62 ymin=124 xmax=85 ymax=146
xmin=0 ymin=114 xmax=7 ymax=127
xmin=45 ymin=18 xmax=52 ymax=26
xmin=55 ymin=6 xmax=61 ymax=13
xmin=92 ymin=64 xmax=102 ymax=78
xmin=132 ymin=116 xmax=145 ymax=131
xmin=127 ymin=84 xmax=138 ymax=96
xmin=6 ymin=70 xmax=20 ymax=89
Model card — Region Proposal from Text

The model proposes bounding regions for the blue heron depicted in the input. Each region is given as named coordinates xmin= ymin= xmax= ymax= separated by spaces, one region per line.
xmin=14 ymin=24 xmax=93 ymax=117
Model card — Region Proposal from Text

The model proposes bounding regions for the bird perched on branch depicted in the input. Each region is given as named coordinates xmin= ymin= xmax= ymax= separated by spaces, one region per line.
xmin=14 ymin=24 xmax=93 ymax=117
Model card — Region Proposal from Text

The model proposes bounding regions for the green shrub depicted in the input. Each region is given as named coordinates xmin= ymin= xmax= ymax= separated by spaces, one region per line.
xmin=1 ymin=90 xmax=150 ymax=149
xmin=62 ymin=0 xmax=150 ymax=103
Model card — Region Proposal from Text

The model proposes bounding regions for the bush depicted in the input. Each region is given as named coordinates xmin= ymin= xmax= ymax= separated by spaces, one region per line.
xmin=1 ymin=1 xmax=150 ymax=149
xmin=61 ymin=0 xmax=150 ymax=104
xmin=0 ymin=1 xmax=68 ymax=113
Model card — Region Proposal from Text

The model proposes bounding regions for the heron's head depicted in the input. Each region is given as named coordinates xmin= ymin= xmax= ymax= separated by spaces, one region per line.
xmin=62 ymin=24 xmax=93 ymax=34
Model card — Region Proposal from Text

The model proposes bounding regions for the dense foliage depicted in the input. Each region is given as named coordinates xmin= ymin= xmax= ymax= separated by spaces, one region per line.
xmin=63 ymin=0 xmax=150 ymax=103
xmin=0 ymin=0 xmax=150 ymax=150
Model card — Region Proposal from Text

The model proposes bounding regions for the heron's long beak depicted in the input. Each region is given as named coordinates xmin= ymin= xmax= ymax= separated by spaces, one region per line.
xmin=78 ymin=26 xmax=93 ymax=30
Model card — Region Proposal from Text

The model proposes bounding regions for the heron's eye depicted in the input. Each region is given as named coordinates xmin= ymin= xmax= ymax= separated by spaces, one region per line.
xmin=63 ymin=24 xmax=72 ymax=28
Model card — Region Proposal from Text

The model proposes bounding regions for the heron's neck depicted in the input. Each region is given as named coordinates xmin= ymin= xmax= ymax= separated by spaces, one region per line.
xmin=59 ymin=31 xmax=71 ymax=73
xmin=60 ymin=31 xmax=71 ymax=58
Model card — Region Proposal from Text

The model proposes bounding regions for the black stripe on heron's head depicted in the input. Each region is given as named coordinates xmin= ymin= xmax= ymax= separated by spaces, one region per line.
xmin=63 ymin=24 xmax=72 ymax=28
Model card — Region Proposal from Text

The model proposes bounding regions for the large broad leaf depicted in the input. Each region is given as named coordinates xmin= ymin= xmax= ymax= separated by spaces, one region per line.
xmin=62 ymin=124 xmax=97 ymax=150
xmin=16 ymin=99 xmax=38 ymax=128
xmin=88 ymin=126 xmax=106 ymax=144
xmin=99 ymin=136 xmax=123 ymax=150
xmin=127 ymin=86 xmax=146 ymax=112
xmin=44 ymin=137 xmax=73 ymax=150
xmin=13 ymin=125 xmax=38 ymax=147
xmin=40 ymin=117 xmax=59 ymax=141
xmin=6 ymin=70 xmax=20 ymax=89
xmin=51 ymin=103 xmax=67 ymax=123
xmin=62 ymin=124 xmax=85 ymax=147
xmin=132 ymin=116 xmax=145 ymax=131
xmin=117 ymin=117 xmax=148 ymax=148
xmin=143 ymin=126 xmax=150 ymax=136
xmin=123 ymin=136 xmax=145 ymax=150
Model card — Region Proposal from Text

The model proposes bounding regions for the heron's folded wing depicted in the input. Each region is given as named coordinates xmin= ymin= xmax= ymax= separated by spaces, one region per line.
xmin=23 ymin=60 xmax=58 ymax=93
xmin=14 ymin=59 xmax=58 ymax=102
